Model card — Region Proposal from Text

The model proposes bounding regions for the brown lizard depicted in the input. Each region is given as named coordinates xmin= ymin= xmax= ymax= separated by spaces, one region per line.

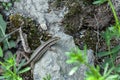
xmin=22 ymin=37 xmax=60 ymax=68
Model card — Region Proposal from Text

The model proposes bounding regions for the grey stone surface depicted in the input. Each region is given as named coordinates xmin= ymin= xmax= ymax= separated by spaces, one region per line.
xmin=108 ymin=0 xmax=120 ymax=24
xmin=33 ymin=35 xmax=94 ymax=80
xmin=13 ymin=0 xmax=94 ymax=80
xmin=0 ymin=0 xmax=10 ymax=2
xmin=112 ymin=0 xmax=120 ymax=11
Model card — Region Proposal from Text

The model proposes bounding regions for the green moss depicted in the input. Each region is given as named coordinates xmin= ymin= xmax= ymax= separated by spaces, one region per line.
xmin=66 ymin=3 xmax=81 ymax=16
xmin=9 ymin=14 xmax=24 ymax=27
xmin=7 ymin=14 xmax=52 ymax=50
xmin=7 ymin=14 xmax=41 ymax=50
xmin=53 ymin=0 xmax=64 ymax=8
xmin=62 ymin=2 xmax=82 ymax=34
xmin=80 ymin=29 xmax=97 ymax=51
xmin=53 ymin=0 xmax=94 ymax=35
xmin=22 ymin=17 xmax=41 ymax=50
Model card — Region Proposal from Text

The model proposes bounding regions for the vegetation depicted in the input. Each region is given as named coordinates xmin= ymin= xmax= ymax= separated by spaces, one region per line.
xmin=0 ymin=8 xmax=30 ymax=80
xmin=93 ymin=0 xmax=120 ymax=70
xmin=42 ymin=74 xmax=51 ymax=80
xmin=66 ymin=47 xmax=119 ymax=80
xmin=1 ymin=0 xmax=20 ymax=10
xmin=0 ymin=49 xmax=30 ymax=80
xmin=0 ymin=14 xmax=15 ymax=51
xmin=1 ymin=0 xmax=120 ymax=79
xmin=66 ymin=0 xmax=120 ymax=80
xmin=2 ymin=2 xmax=12 ymax=10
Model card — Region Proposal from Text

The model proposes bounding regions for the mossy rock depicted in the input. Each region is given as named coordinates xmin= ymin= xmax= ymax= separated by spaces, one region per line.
xmin=7 ymin=14 xmax=41 ymax=50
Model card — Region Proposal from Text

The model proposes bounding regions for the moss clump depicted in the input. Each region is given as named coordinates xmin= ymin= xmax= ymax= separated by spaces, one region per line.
xmin=9 ymin=14 xmax=24 ymax=27
xmin=41 ymin=31 xmax=52 ymax=41
xmin=6 ymin=14 xmax=23 ymax=40
xmin=52 ymin=0 xmax=65 ymax=8
xmin=7 ymin=14 xmax=41 ymax=50
xmin=52 ymin=0 xmax=86 ymax=35
xmin=7 ymin=14 xmax=52 ymax=50
xmin=62 ymin=2 xmax=83 ymax=35
xmin=82 ymin=30 xmax=97 ymax=50
xmin=22 ymin=17 xmax=41 ymax=50
xmin=79 ymin=29 xmax=97 ymax=51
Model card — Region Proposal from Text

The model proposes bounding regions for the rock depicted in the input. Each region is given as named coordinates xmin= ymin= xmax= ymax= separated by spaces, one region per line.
xmin=112 ymin=0 xmax=120 ymax=11
xmin=13 ymin=0 xmax=95 ymax=80
xmin=33 ymin=33 xmax=94 ymax=80
xmin=40 ymin=23 xmax=47 ymax=31
xmin=0 ymin=0 xmax=10 ymax=2
xmin=111 ymin=0 xmax=120 ymax=20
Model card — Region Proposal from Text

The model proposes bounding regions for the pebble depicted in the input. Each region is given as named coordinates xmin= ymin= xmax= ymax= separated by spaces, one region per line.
xmin=40 ymin=23 xmax=48 ymax=31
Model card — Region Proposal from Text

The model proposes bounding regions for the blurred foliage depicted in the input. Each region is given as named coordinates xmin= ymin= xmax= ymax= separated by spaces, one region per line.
xmin=0 ymin=14 xmax=15 ymax=51
xmin=0 ymin=53 xmax=30 ymax=80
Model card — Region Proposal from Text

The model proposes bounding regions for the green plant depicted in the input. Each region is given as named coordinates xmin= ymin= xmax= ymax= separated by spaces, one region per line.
xmin=42 ymin=74 xmax=51 ymax=80
xmin=85 ymin=64 xmax=118 ymax=80
xmin=93 ymin=0 xmax=120 ymax=31
xmin=93 ymin=0 xmax=120 ymax=71
xmin=0 ymin=46 xmax=3 ymax=57
xmin=1 ymin=0 xmax=20 ymax=10
xmin=66 ymin=47 xmax=119 ymax=80
xmin=0 ymin=50 xmax=30 ymax=80
xmin=2 ymin=2 xmax=12 ymax=10
xmin=65 ymin=0 xmax=120 ymax=80
xmin=66 ymin=46 xmax=87 ymax=75
xmin=0 ymin=14 xmax=15 ymax=50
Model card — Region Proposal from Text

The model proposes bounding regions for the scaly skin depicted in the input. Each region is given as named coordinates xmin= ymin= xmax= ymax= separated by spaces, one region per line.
xmin=22 ymin=37 xmax=60 ymax=67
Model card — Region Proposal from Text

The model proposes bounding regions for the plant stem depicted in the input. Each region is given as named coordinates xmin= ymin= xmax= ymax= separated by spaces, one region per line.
xmin=0 ymin=28 xmax=20 ymax=42
xmin=108 ymin=45 xmax=115 ymax=70
xmin=0 ymin=25 xmax=10 ymax=48
xmin=108 ymin=0 xmax=119 ymax=27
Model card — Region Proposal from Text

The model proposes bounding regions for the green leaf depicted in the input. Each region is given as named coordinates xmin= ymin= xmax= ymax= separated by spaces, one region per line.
xmin=16 ymin=59 xmax=26 ymax=72
xmin=18 ymin=67 xmax=31 ymax=74
xmin=7 ymin=3 xmax=12 ymax=7
xmin=97 ymin=45 xmax=120 ymax=57
xmin=0 ymin=76 xmax=5 ymax=79
xmin=93 ymin=1 xmax=102 ymax=4
xmin=101 ymin=55 xmax=117 ymax=69
xmin=103 ymin=63 xmax=109 ymax=75
xmin=93 ymin=0 xmax=107 ymax=5
xmin=2 ymin=40 xmax=15 ymax=50
xmin=103 ymin=64 xmax=114 ymax=79
xmin=66 ymin=58 xmax=78 ymax=64
xmin=69 ymin=66 xmax=78 ymax=75
xmin=0 ymin=14 xmax=10 ymax=50
xmin=0 ymin=14 xmax=6 ymax=32
xmin=9 ymin=40 xmax=16 ymax=49
xmin=105 ymin=75 xmax=118 ymax=80
xmin=114 ymin=64 xmax=120 ymax=73
xmin=43 ymin=74 xmax=51 ymax=80
xmin=5 ymin=7 xmax=9 ymax=11
xmin=0 ymin=46 xmax=3 ymax=57
xmin=2 ymin=2 xmax=6 ymax=6
xmin=97 ymin=51 xmax=110 ymax=58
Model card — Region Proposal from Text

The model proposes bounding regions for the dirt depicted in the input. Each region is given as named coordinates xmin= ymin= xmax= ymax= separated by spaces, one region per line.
xmin=0 ymin=0 xmax=119 ymax=79
xmin=60 ymin=1 xmax=114 ymax=52
xmin=20 ymin=70 xmax=33 ymax=80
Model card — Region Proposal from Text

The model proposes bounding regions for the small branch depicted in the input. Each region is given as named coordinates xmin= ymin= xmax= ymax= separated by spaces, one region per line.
xmin=19 ymin=27 xmax=31 ymax=53
xmin=0 ymin=28 xmax=20 ymax=42
xmin=94 ymin=14 xmax=100 ymax=54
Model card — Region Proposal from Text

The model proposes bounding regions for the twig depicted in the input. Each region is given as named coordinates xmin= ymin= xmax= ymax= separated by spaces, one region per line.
xmin=94 ymin=14 xmax=100 ymax=53
xmin=19 ymin=27 xmax=31 ymax=53
xmin=0 ymin=28 xmax=20 ymax=42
